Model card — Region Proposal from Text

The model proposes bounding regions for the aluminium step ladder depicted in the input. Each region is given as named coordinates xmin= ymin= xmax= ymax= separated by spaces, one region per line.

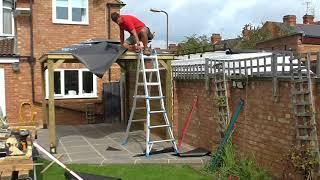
xmin=291 ymin=54 xmax=320 ymax=173
xmin=213 ymin=62 xmax=230 ymax=138
xmin=123 ymin=52 xmax=179 ymax=156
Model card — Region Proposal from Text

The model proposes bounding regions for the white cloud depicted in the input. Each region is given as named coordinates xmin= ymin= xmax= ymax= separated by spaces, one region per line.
xmin=121 ymin=0 xmax=316 ymax=48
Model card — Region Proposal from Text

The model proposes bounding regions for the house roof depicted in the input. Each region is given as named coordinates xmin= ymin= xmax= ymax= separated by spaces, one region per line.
xmin=0 ymin=38 xmax=15 ymax=56
xmin=271 ymin=21 xmax=320 ymax=38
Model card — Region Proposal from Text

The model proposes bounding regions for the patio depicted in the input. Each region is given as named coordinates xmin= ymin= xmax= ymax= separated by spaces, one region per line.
xmin=36 ymin=123 xmax=210 ymax=165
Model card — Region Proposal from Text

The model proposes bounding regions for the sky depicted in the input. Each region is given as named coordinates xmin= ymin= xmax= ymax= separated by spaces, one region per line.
xmin=121 ymin=0 xmax=319 ymax=49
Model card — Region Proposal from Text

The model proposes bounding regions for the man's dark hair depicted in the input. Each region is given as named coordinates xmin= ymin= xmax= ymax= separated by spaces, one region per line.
xmin=111 ymin=12 xmax=120 ymax=22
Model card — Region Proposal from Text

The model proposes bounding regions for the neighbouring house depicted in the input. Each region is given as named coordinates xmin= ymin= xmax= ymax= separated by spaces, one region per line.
xmin=0 ymin=0 xmax=125 ymax=126
xmin=257 ymin=14 xmax=320 ymax=53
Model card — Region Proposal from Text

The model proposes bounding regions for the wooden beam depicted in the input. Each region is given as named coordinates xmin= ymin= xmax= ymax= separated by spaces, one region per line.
xmin=47 ymin=60 xmax=57 ymax=153
xmin=39 ymin=54 xmax=74 ymax=63
xmin=159 ymin=60 xmax=169 ymax=70
xmin=165 ymin=60 xmax=174 ymax=135
xmin=53 ymin=59 xmax=65 ymax=69
xmin=41 ymin=63 xmax=48 ymax=129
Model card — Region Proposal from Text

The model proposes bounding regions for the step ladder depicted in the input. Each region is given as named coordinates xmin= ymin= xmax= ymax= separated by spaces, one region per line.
xmin=291 ymin=53 xmax=320 ymax=171
xmin=213 ymin=62 xmax=230 ymax=138
xmin=123 ymin=52 xmax=179 ymax=156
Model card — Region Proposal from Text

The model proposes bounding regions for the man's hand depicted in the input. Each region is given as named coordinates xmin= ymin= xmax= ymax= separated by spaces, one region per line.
xmin=134 ymin=43 xmax=143 ymax=52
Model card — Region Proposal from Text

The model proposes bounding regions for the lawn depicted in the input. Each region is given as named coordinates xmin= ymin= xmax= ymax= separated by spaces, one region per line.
xmin=36 ymin=159 xmax=213 ymax=180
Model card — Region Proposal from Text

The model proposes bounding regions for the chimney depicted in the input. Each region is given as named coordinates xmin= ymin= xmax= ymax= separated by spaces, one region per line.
xmin=283 ymin=15 xmax=296 ymax=26
xmin=211 ymin=33 xmax=222 ymax=45
xmin=303 ymin=14 xmax=314 ymax=24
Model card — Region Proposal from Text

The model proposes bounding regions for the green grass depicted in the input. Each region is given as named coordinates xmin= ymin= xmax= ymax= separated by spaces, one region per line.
xmin=36 ymin=159 xmax=213 ymax=180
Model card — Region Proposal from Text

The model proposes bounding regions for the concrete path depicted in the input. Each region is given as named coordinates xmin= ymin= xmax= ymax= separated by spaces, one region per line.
xmin=36 ymin=123 xmax=210 ymax=165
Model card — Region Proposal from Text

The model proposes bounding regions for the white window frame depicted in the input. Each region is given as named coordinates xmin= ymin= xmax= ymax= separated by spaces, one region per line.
xmin=52 ymin=0 xmax=89 ymax=25
xmin=45 ymin=68 xmax=97 ymax=99
xmin=0 ymin=0 xmax=14 ymax=36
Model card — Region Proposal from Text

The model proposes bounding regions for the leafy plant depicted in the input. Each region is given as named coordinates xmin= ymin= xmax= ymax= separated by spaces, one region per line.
xmin=282 ymin=144 xmax=319 ymax=179
xmin=208 ymin=142 xmax=271 ymax=180
xmin=215 ymin=96 xmax=226 ymax=106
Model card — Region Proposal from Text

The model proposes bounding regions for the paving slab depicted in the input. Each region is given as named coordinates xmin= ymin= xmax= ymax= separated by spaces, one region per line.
xmin=68 ymin=152 xmax=102 ymax=161
xmin=38 ymin=123 xmax=209 ymax=166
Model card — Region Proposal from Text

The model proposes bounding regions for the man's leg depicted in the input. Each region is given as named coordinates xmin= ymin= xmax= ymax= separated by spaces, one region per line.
xmin=138 ymin=27 xmax=151 ymax=55
xmin=123 ymin=36 xmax=136 ymax=51
xmin=138 ymin=28 xmax=149 ymax=49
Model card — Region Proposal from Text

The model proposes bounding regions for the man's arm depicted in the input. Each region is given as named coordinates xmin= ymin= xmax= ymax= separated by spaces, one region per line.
xmin=120 ymin=28 xmax=124 ymax=45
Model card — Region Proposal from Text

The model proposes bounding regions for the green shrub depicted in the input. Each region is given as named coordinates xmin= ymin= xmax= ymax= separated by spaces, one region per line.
xmin=209 ymin=142 xmax=271 ymax=180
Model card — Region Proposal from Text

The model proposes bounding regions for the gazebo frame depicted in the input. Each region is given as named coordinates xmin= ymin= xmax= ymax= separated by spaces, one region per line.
xmin=39 ymin=51 xmax=175 ymax=153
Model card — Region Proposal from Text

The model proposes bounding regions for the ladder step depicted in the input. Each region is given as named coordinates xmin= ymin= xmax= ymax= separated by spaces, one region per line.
xmin=297 ymin=125 xmax=315 ymax=129
xmin=297 ymin=135 xmax=316 ymax=141
xmin=135 ymin=107 xmax=146 ymax=110
xmin=293 ymin=101 xmax=311 ymax=106
xmin=294 ymin=79 xmax=309 ymax=83
xmin=142 ymin=69 xmax=158 ymax=72
xmin=149 ymin=125 xmax=171 ymax=129
xmin=296 ymin=112 xmax=312 ymax=117
xmin=216 ymin=88 xmax=226 ymax=92
xmin=149 ymin=110 xmax=166 ymax=114
xmin=131 ymin=119 xmax=146 ymax=122
xmin=292 ymin=67 xmax=307 ymax=71
xmin=215 ymin=80 xmax=225 ymax=83
xmin=149 ymin=139 xmax=175 ymax=144
xmin=134 ymin=95 xmax=165 ymax=99
xmin=143 ymin=55 xmax=157 ymax=59
xmin=137 ymin=82 xmax=161 ymax=86
xmin=292 ymin=90 xmax=310 ymax=95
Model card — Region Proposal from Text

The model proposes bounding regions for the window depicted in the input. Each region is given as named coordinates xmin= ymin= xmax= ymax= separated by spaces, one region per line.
xmin=53 ymin=0 xmax=89 ymax=24
xmin=0 ymin=0 xmax=14 ymax=36
xmin=46 ymin=69 xmax=97 ymax=99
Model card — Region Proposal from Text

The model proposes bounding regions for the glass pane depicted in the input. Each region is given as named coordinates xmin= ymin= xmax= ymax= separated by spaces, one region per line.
xmin=54 ymin=72 xmax=61 ymax=94
xmin=3 ymin=0 xmax=13 ymax=8
xmin=3 ymin=8 xmax=12 ymax=34
xmin=82 ymin=71 xmax=93 ymax=94
xmin=72 ymin=8 xmax=86 ymax=22
xmin=72 ymin=0 xmax=86 ymax=8
xmin=56 ymin=0 xmax=68 ymax=7
xmin=56 ymin=7 xmax=68 ymax=20
xmin=64 ymin=70 xmax=79 ymax=95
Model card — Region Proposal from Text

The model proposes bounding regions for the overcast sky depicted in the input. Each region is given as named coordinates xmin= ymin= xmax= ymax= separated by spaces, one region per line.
xmin=121 ymin=0 xmax=319 ymax=48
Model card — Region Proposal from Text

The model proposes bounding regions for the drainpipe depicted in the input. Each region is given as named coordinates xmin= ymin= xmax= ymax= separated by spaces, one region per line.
xmin=107 ymin=2 xmax=125 ymax=81
xmin=29 ymin=0 xmax=35 ymax=103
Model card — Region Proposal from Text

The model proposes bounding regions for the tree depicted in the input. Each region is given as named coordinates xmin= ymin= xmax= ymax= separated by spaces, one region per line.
xmin=235 ymin=23 xmax=273 ymax=49
xmin=177 ymin=34 xmax=211 ymax=55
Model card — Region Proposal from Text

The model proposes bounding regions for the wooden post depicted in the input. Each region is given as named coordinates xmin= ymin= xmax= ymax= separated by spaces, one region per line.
xmin=47 ymin=59 xmax=56 ymax=154
xmin=165 ymin=60 xmax=174 ymax=134
xmin=317 ymin=52 xmax=320 ymax=78
xmin=41 ymin=63 xmax=48 ymax=129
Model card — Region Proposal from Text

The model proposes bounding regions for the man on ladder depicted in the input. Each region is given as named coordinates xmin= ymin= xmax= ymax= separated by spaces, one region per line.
xmin=111 ymin=12 xmax=153 ymax=56
xmin=112 ymin=12 xmax=178 ymax=156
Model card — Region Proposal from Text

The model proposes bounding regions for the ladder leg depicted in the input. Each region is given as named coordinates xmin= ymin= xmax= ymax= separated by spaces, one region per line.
xmin=155 ymin=57 xmax=179 ymax=153
xmin=123 ymin=58 xmax=141 ymax=144
xmin=140 ymin=54 xmax=152 ymax=156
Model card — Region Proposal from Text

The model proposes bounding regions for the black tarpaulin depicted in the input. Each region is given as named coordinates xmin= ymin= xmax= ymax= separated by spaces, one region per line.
xmin=52 ymin=40 xmax=127 ymax=78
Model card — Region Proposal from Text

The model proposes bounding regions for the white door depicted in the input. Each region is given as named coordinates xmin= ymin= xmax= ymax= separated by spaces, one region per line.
xmin=0 ymin=69 xmax=6 ymax=116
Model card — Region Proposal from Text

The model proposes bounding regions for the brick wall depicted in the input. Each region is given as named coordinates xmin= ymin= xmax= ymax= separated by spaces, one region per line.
xmin=256 ymin=34 xmax=300 ymax=52
xmin=3 ymin=0 xmax=122 ymax=125
xmin=173 ymin=78 xmax=320 ymax=177
xmin=173 ymin=80 xmax=221 ymax=150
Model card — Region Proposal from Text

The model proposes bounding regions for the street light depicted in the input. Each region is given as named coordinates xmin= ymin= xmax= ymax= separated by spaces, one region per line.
xmin=150 ymin=8 xmax=169 ymax=49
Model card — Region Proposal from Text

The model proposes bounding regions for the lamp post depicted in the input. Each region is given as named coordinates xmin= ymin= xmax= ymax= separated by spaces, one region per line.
xmin=150 ymin=8 xmax=168 ymax=49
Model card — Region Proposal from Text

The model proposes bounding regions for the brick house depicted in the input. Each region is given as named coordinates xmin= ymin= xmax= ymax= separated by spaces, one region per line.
xmin=257 ymin=14 xmax=320 ymax=53
xmin=0 ymin=0 xmax=125 ymax=126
